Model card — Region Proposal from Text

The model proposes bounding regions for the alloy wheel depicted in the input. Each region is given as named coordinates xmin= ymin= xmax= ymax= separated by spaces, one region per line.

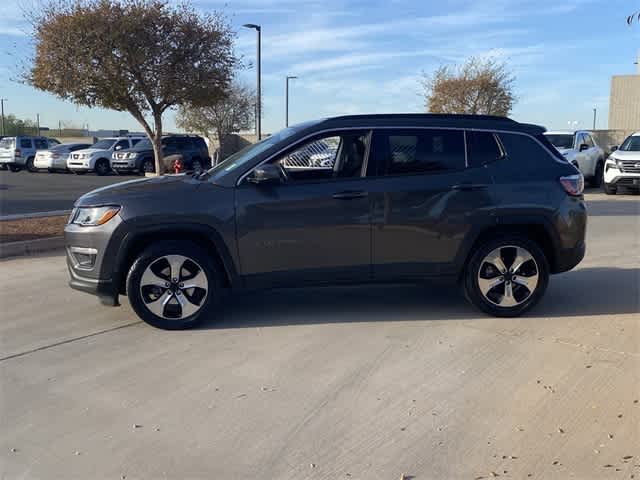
xmin=142 ymin=159 xmax=155 ymax=173
xmin=477 ymin=245 xmax=539 ymax=307
xmin=139 ymin=255 xmax=209 ymax=320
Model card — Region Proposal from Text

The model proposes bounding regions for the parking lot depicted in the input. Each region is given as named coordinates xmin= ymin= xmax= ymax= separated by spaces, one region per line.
xmin=0 ymin=171 xmax=129 ymax=216
xmin=0 ymin=192 xmax=638 ymax=479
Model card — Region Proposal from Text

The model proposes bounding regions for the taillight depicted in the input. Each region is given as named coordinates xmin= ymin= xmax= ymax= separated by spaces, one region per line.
xmin=14 ymin=149 xmax=21 ymax=157
xmin=559 ymin=174 xmax=584 ymax=196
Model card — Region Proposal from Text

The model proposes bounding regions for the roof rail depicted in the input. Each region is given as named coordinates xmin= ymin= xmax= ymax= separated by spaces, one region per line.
xmin=328 ymin=113 xmax=516 ymax=123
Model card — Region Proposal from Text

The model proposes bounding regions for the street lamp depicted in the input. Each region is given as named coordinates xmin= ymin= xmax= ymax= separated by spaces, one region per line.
xmin=243 ymin=23 xmax=262 ymax=140
xmin=0 ymin=98 xmax=7 ymax=136
xmin=285 ymin=75 xmax=297 ymax=127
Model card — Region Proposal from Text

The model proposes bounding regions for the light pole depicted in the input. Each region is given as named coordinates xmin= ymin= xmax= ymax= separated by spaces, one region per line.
xmin=592 ymin=108 xmax=597 ymax=130
xmin=36 ymin=113 xmax=40 ymax=136
xmin=285 ymin=75 xmax=297 ymax=127
xmin=0 ymin=98 xmax=6 ymax=136
xmin=243 ymin=23 xmax=262 ymax=140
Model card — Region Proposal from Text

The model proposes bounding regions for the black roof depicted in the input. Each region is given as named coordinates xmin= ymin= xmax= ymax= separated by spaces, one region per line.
xmin=317 ymin=114 xmax=545 ymax=134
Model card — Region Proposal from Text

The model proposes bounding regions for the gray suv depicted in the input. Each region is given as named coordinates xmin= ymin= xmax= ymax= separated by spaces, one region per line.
xmin=65 ymin=114 xmax=587 ymax=329
xmin=0 ymin=136 xmax=60 ymax=172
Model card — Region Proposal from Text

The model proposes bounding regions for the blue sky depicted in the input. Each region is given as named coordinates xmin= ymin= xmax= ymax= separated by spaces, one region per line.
xmin=0 ymin=0 xmax=638 ymax=134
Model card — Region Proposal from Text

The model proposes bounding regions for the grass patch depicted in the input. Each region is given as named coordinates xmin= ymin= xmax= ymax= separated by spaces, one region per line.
xmin=0 ymin=216 xmax=67 ymax=243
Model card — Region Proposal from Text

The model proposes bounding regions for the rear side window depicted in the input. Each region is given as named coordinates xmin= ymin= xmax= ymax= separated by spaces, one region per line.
xmin=499 ymin=133 xmax=560 ymax=163
xmin=20 ymin=138 xmax=32 ymax=148
xmin=34 ymin=138 xmax=48 ymax=149
xmin=377 ymin=129 xmax=465 ymax=175
xmin=468 ymin=131 xmax=502 ymax=167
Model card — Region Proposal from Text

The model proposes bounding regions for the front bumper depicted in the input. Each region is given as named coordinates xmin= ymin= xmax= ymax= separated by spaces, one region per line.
xmin=111 ymin=160 xmax=138 ymax=171
xmin=65 ymin=215 xmax=126 ymax=305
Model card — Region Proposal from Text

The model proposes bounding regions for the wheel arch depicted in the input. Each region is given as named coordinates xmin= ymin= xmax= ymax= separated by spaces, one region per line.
xmin=114 ymin=224 xmax=238 ymax=295
xmin=460 ymin=221 xmax=558 ymax=279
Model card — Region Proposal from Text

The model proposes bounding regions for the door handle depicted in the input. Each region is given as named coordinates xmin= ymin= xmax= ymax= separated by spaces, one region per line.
xmin=332 ymin=191 xmax=368 ymax=200
xmin=450 ymin=183 xmax=488 ymax=191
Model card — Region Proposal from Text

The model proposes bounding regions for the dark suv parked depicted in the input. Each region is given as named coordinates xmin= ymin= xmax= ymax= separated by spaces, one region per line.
xmin=110 ymin=135 xmax=211 ymax=174
xmin=65 ymin=114 xmax=586 ymax=329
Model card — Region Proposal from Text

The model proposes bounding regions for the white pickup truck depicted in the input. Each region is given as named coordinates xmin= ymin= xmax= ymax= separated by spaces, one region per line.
xmin=544 ymin=130 xmax=605 ymax=187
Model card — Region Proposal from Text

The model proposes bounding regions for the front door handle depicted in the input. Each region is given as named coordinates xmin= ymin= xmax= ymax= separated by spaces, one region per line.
xmin=332 ymin=191 xmax=368 ymax=200
xmin=450 ymin=183 xmax=488 ymax=191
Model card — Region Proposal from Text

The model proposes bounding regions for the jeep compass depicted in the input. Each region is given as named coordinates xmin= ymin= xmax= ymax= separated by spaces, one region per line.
xmin=65 ymin=114 xmax=587 ymax=329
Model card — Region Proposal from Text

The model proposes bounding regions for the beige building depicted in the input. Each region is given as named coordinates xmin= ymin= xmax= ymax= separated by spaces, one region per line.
xmin=608 ymin=74 xmax=640 ymax=130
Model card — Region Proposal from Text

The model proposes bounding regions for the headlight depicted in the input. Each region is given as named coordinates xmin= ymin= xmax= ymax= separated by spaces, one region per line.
xmin=81 ymin=153 xmax=90 ymax=159
xmin=71 ymin=206 xmax=120 ymax=226
xmin=127 ymin=152 xmax=137 ymax=159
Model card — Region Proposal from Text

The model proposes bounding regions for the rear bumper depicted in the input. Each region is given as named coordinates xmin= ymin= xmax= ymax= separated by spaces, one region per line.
xmin=553 ymin=240 xmax=586 ymax=274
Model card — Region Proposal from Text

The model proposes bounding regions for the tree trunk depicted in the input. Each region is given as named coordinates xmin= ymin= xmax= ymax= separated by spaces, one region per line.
xmin=153 ymin=111 xmax=164 ymax=174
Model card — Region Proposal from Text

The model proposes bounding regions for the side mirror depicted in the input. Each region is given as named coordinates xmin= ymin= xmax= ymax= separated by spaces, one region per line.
xmin=579 ymin=144 xmax=589 ymax=152
xmin=610 ymin=145 xmax=618 ymax=152
xmin=247 ymin=164 xmax=282 ymax=185
xmin=115 ymin=145 xmax=122 ymax=151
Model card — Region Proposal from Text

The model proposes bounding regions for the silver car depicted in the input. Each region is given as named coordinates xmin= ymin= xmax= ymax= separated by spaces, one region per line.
xmin=34 ymin=143 xmax=92 ymax=172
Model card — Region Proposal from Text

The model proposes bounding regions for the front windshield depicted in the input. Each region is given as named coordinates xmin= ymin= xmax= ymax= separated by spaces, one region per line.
xmin=133 ymin=138 xmax=152 ymax=150
xmin=545 ymin=134 xmax=574 ymax=149
xmin=205 ymin=121 xmax=321 ymax=181
xmin=619 ymin=135 xmax=640 ymax=152
xmin=91 ymin=139 xmax=117 ymax=150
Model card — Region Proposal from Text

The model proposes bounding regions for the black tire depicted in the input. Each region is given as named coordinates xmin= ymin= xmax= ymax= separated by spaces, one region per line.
xmin=73 ymin=170 xmax=87 ymax=175
xmin=603 ymin=181 xmax=616 ymax=195
xmin=591 ymin=162 xmax=603 ymax=188
xmin=26 ymin=157 xmax=37 ymax=173
xmin=191 ymin=158 xmax=203 ymax=174
xmin=140 ymin=158 xmax=155 ymax=174
xmin=0 ymin=164 xmax=7 ymax=171
xmin=95 ymin=158 xmax=111 ymax=176
xmin=8 ymin=164 xmax=22 ymax=172
xmin=126 ymin=240 xmax=220 ymax=330
xmin=463 ymin=235 xmax=549 ymax=317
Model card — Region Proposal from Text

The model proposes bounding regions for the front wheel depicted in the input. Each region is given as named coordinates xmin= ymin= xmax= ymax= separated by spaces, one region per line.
xmin=95 ymin=158 xmax=111 ymax=176
xmin=603 ymin=181 xmax=617 ymax=195
xmin=140 ymin=158 xmax=155 ymax=174
xmin=126 ymin=241 xmax=220 ymax=329
xmin=464 ymin=236 xmax=549 ymax=317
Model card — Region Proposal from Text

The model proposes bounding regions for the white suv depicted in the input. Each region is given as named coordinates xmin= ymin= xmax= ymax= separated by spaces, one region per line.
xmin=603 ymin=132 xmax=640 ymax=195
xmin=544 ymin=130 xmax=605 ymax=186
xmin=67 ymin=136 xmax=143 ymax=175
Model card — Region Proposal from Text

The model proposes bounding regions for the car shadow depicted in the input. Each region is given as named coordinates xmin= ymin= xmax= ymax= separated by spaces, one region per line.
xmin=197 ymin=266 xmax=639 ymax=329
xmin=586 ymin=199 xmax=639 ymax=216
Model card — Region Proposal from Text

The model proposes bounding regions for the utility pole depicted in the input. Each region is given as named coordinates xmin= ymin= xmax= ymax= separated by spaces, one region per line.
xmin=243 ymin=24 xmax=262 ymax=140
xmin=592 ymin=108 xmax=596 ymax=130
xmin=59 ymin=120 xmax=62 ymax=136
xmin=36 ymin=114 xmax=40 ymax=136
xmin=285 ymin=75 xmax=297 ymax=127
xmin=0 ymin=98 xmax=6 ymax=136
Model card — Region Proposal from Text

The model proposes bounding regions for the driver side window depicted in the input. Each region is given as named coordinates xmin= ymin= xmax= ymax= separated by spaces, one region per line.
xmin=272 ymin=131 xmax=370 ymax=183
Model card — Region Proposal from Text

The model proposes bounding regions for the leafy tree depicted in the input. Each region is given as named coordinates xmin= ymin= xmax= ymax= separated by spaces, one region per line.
xmin=628 ymin=10 xmax=640 ymax=24
xmin=421 ymin=57 xmax=516 ymax=117
xmin=27 ymin=0 xmax=236 ymax=173
xmin=176 ymin=81 xmax=255 ymax=162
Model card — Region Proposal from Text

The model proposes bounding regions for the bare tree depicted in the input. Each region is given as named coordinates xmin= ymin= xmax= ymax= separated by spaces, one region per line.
xmin=176 ymin=81 xmax=255 ymax=162
xmin=421 ymin=57 xmax=516 ymax=117
xmin=27 ymin=0 xmax=236 ymax=173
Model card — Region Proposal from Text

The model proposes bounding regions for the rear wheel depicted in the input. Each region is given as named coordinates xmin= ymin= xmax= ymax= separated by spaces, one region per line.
xmin=126 ymin=241 xmax=220 ymax=329
xmin=26 ymin=157 xmax=37 ymax=172
xmin=95 ymin=158 xmax=111 ymax=176
xmin=191 ymin=158 xmax=203 ymax=174
xmin=464 ymin=236 xmax=549 ymax=317
xmin=591 ymin=162 xmax=603 ymax=188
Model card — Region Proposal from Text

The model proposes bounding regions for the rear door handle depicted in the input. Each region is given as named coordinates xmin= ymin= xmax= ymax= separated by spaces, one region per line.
xmin=450 ymin=183 xmax=488 ymax=191
xmin=332 ymin=191 xmax=368 ymax=200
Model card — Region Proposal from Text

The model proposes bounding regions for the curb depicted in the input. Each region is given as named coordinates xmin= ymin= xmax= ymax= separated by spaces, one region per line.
xmin=0 ymin=237 xmax=65 ymax=259
xmin=0 ymin=210 xmax=71 ymax=221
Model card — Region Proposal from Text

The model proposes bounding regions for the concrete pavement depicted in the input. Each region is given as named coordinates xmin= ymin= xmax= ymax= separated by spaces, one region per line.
xmin=0 ymin=193 xmax=638 ymax=479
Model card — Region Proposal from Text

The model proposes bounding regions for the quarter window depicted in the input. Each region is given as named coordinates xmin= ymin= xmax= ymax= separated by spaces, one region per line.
xmin=468 ymin=131 xmax=502 ymax=167
xmin=377 ymin=129 xmax=465 ymax=175
xmin=499 ymin=133 xmax=555 ymax=163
